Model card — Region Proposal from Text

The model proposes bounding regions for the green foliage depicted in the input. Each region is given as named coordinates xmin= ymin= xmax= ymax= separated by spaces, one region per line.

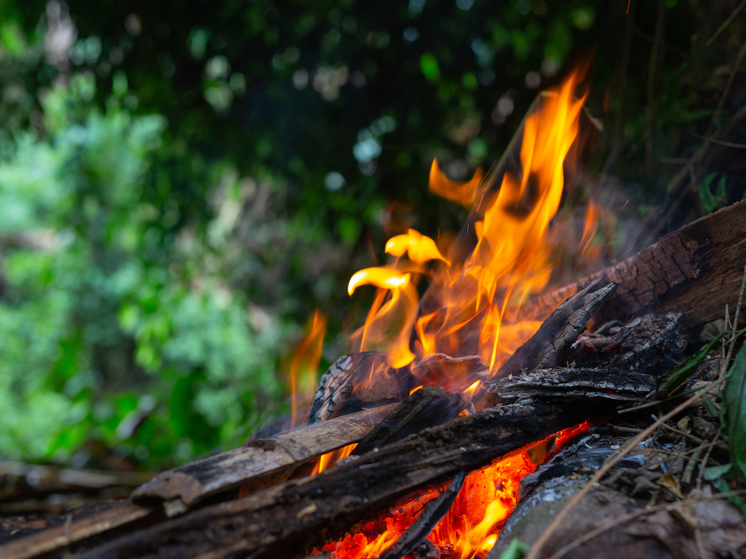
xmin=499 ymin=538 xmax=531 ymax=559
xmin=0 ymin=75 xmax=288 ymax=467
xmin=725 ymin=343 xmax=746 ymax=481
xmin=699 ymin=173 xmax=727 ymax=214
xmin=660 ymin=328 xmax=746 ymax=397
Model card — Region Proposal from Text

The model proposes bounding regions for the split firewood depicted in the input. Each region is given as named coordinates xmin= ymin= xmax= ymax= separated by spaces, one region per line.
xmin=131 ymin=404 xmax=396 ymax=513
xmin=353 ymin=386 xmax=468 ymax=455
xmin=490 ymin=278 xmax=617 ymax=382
xmin=70 ymin=400 xmax=604 ymax=559
xmin=307 ymin=352 xmax=413 ymax=425
xmin=517 ymin=200 xmax=746 ymax=331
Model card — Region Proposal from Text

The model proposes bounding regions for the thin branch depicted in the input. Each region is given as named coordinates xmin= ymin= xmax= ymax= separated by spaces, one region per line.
xmin=548 ymin=490 xmax=746 ymax=559
xmin=692 ymin=134 xmax=746 ymax=149
xmin=705 ymin=0 xmax=746 ymax=46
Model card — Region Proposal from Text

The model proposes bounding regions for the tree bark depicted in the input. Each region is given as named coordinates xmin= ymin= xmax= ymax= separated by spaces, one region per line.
xmin=516 ymin=200 xmax=746 ymax=331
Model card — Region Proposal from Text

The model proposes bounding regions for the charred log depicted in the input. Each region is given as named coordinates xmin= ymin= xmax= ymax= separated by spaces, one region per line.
xmin=517 ymin=200 xmax=746 ymax=331
xmin=491 ymin=279 xmax=617 ymax=382
xmin=353 ymin=386 xmax=468 ymax=455
xmin=307 ymin=352 xmax=413 ymax=425
xmin=377 ymin=470 xmax=466 ymax=559
xmin=66 ymin=400 xmax=605 ymax=559
xmin=488 ymin=368 xmax=657 ymax=403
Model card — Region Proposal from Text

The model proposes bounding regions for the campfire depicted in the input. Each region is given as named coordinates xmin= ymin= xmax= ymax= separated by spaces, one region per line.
xmin=305 ymin=69 xmax=593 ymax=558
xmin=3 ymin=67 xmax=746 ymax=559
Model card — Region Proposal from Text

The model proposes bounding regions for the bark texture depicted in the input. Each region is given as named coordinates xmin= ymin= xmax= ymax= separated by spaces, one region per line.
xmin=517 ymin=200 xmax=746 ymax=330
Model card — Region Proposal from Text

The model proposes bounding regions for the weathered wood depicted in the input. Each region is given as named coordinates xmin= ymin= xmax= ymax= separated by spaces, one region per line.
xmin=517 ymin=200 xmax=746 ymax=330
xmin=131 ymin=404 xmax=397 ymax=511
xmin=353 ymin=386 xmax=467 ymax=455
xmin=575 ymin=313 xmax=687 ymax=374
xmin=72 ymin=400 xmax=605 ymax=559
xmin=0 ymin=500 xmax=156 ymax=559
xmin=489 ymin=368 xmax=657 ymax=402
xmin=492 ymin=279 xmax=617 ymax=381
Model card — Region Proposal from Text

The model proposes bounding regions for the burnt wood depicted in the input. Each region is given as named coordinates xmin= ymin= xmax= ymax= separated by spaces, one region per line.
xmin=71 ymin=400 xmax=604 ymax=559
xmin=0 ymin=500 xmax=156 ymax=559
xmin=353 ymin=386 xmax=468 ymax=455
xmin=377 ymin=470 xmax=466 ymax=559
xmin=307 ymin=352 xmax=412 ymax=425
xmin=131 ymin=404 xmax=397 ymax=511
xmin=489 ymin=368 xmax=657 ymax=402
xmin=517 ymin=200 xmax=746 ymax=330
xmin=491 ymin=279 xmax=617 ymax=381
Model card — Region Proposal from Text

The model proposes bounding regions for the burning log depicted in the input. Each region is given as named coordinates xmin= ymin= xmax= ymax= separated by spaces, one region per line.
xmin=307 ymin=352 xmax=412 ymax=425
xmin=377 ymin=470 xmax=466 ymax=559
xmin=131 ymin=404 xmax=396 ymax=513
xmin=490 ymin=278 xmax=617 ymax=381
xmin=517 ymin=199 xmax=746 ymax=330
xmin=16 ymin=273 xmax=622 ymax=559
xmin=70 ymin=400 xmax=602 ymax=559
xmin=353 ymin=386 xmax=468 ymax=455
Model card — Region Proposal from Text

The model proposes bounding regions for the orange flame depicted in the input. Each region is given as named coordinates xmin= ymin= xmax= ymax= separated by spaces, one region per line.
xmin=429 ymin=158 xmax=484 ymax=208
xmin=316 ymin=422 xmax=591 ymax=559
xmin=289 ymin=310 xmax=327 ymax=428
xmin=385 ymin=229 xmax=450 ymax=265
xmin=349 ymin=69 xmax=588 ymax=382
xmin=311 ymin=443 xmax=357 ymax=476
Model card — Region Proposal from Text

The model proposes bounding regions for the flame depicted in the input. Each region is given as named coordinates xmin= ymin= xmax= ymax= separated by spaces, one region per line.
xmin=288 ymin=311 xmax=327 ymax=428
xmin=348 ymin=268 xmax=410 ymax=295
xmin=314 ymin=69 xmax=595 ymax=558
xmin=429 ymin=158 xmax=484 ymax=207
xmin=385 ymin=229 xmax=450 ymax=265
xmin=580 ymin=200 xmax=599 ymax=258
xmin=311 ymin=443 xmax=357 ymax=476
xmin=316 ymin=423 xmax=591 ymax=559
xmin=348 ymin=69 xmax=588 ymax=383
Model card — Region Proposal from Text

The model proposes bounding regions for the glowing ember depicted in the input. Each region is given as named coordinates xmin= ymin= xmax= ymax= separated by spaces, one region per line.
xmin=315 ymin=423 xmax=591 ymax=559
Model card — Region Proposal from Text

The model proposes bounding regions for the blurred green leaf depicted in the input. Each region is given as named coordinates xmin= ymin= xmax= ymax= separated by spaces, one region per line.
xmin=725 ymin=342 xmax=746 ymax=480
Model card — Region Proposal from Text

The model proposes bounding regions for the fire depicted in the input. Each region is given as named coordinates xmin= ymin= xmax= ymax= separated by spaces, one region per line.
xmin=429 ymin=158 xmax=484 ymax=207
xmin=349 ymin=69 xmax=588 ymax=386
xmin=288 ymin=310 xmax=327 ymax=428
xmin=316 ymin=423 xmax=591 ymax=559
xmin=311 ymin=443 xmax=357 ymax=476
xmin=305 ymin=69 xmax=595 ymax=559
